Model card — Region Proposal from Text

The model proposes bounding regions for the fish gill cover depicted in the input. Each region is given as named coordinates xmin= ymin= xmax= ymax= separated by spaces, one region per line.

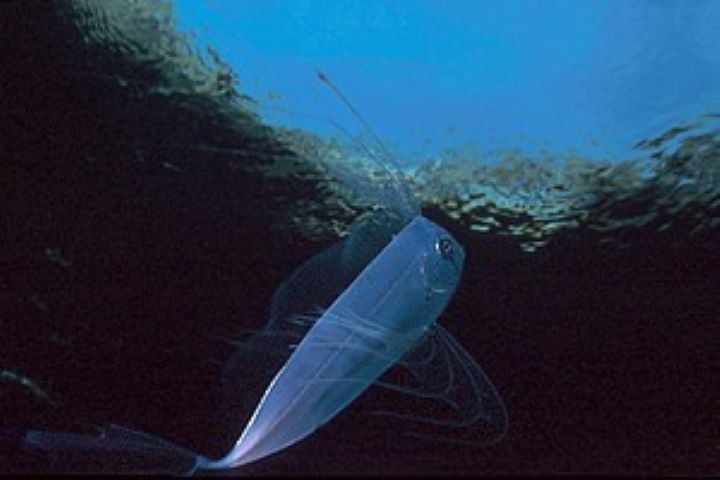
xmin=0 ymin=0 xmax=717 ymax=475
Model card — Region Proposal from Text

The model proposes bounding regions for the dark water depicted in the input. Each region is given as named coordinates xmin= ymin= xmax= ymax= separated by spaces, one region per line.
xmin=0 ymin=1 xmax=717 ymax=476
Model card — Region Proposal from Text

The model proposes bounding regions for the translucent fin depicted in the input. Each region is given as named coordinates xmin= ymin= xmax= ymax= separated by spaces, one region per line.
xmin=267 ymin=210 xmax=405 ymax=336
xmin=20 ymin=423 xmax=203 ymax=475
xmin=217 ymin=235 xmax=353 ymax=408
xmin=217 ymin=329 xmax=303 ymax=414
xmin=370 ymin=324 xmax=508 ymax=446
xmin=220 ymin=210 xmax=406 ymax=409
xmin=266 ymin=237 xmax=351 ymax=337
xmin=315 ymin=70 xmax=419 ymax=220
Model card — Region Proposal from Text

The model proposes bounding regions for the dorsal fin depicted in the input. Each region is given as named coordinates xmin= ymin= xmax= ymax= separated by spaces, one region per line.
xmin=314 ymin=70 xmax=419 ymax=220
xmin=268 ymin=210 xmax=404 ymax=330
xmin=219 ymin=211 xmax=405 ymax=408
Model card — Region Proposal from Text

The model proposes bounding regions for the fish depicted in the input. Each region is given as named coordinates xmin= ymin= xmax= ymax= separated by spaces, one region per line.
xmin=16 ymin=72 xmax=507 ymax=475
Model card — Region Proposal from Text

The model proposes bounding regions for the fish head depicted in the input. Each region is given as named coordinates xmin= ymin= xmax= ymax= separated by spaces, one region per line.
xmin=418 ymin=219 xmax=466 ymax=299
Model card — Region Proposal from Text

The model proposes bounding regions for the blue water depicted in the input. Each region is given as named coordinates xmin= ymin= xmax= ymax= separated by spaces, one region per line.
xmin=174 ymin=0 xmax=720 ymax=163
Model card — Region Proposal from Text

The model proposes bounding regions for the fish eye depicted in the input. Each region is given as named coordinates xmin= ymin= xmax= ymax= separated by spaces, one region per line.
xmin=435 ymin=237 xmax=454 ymax=260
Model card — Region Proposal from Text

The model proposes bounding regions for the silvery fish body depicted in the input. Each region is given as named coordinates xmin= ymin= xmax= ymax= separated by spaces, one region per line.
xmin=16 ymin=71 xmax=507 ymax=475
xmin=204 ymin=215 xmax=464 ymax=468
